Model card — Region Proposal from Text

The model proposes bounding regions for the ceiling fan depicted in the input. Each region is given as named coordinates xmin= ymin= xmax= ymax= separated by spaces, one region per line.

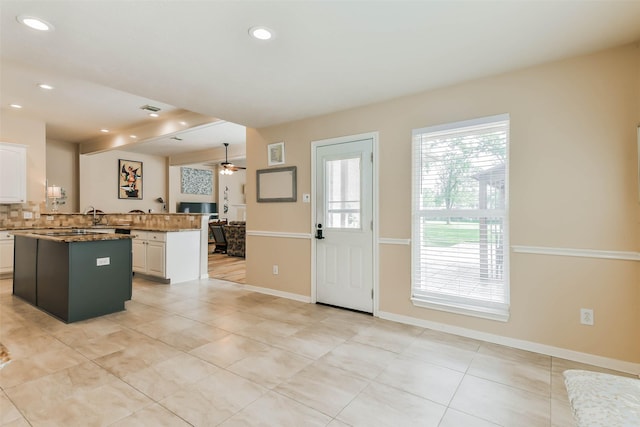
xmin=219 ymin=142 xmax=246 ymax=175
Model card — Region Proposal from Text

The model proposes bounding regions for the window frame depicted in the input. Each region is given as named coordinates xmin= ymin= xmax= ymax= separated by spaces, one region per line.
xmin=411 ymin=114 xmax=510 ymax=322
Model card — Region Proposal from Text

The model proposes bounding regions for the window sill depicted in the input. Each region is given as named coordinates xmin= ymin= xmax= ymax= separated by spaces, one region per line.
xmin=411 ymin=297 xmax=510 ymax=322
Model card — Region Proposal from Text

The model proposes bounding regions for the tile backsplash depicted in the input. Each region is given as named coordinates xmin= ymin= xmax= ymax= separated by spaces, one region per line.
xmin=0 ymin=203 xmax=203 ymax=230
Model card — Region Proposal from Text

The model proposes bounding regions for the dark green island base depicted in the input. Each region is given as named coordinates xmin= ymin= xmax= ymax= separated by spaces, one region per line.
xmin=13 ymin=234 xmax=133 ymax=323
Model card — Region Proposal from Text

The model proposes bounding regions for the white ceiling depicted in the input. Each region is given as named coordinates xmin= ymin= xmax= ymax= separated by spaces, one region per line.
xmin=2 ymin=1 xmax=640 ymax=157
xmin=120 ymin=121 xmax=247 ymax=158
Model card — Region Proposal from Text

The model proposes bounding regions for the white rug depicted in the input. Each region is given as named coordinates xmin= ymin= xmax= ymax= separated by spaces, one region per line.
xmin=564 ymin=369 xmax=640 ymax=427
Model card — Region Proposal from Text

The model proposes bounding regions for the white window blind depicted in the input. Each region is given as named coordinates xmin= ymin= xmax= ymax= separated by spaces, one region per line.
xmin=411 ymin=114 xmax=510 ymax=321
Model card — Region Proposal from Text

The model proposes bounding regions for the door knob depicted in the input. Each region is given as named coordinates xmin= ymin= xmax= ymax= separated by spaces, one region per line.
xmin=315 ymin=224 xmax=325 ymax=240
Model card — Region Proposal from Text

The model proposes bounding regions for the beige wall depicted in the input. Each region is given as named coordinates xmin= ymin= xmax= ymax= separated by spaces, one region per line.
xmin=46 ymin=139 xmax=79 ymax=213
xmin=247 ymin=44 xmax=640 ymax=366
xmin=79 ymin=150 xmax=167 ymax=213
xmin=219 ymin=168 xmax=246 ymax=221
xmin=169 ymin=164 xmax=217 ymax=213
xmin=0 ymin=111 xmax=47 ymax=205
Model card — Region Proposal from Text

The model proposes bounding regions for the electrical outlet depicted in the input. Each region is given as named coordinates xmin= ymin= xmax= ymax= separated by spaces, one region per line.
xmin=580 ymin=308 xmax=594 ymax=326
xmin=272 ymin=265 xmax=279 ymax=275
xmin=23 ymin=211 xmax=33 ymax=219
xmin=96 ymin=257 xmax=110 ymax=266
xmin=302 ymin=193 xmax=310 ymax=203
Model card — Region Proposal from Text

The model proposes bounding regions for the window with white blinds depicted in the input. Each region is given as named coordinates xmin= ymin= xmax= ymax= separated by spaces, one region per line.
xmin=411 ymin=114 xmax=510 ymax=321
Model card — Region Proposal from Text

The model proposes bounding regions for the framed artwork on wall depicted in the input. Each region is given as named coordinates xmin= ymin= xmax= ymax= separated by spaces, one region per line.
xmin=268 ymin=142 xmax=285 ymax=166
xmin=118 ymin=159 xmax=143 ymax=199
xmin=257 ymin=166 xmax=297 ymax=202
xmin=181 ymin=167 xmax=213 ymax=195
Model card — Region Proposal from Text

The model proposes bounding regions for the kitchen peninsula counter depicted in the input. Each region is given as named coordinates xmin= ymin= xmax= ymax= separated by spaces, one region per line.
xmin=13 ymin=230 xmax=134 ymax=323
xmin=12 ymin=229 xmax=134 ymax=242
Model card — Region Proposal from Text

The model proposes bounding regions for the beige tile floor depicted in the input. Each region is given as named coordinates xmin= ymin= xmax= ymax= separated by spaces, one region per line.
xmin=0 ymin=275 xmax=625 ymax=426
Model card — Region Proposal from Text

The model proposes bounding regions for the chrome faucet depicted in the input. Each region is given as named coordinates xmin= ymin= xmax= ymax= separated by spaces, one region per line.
xmin=84 ymin=205 xmax=98 ymax=225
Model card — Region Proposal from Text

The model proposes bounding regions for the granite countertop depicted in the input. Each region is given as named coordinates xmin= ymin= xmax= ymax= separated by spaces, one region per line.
xmin=1 ymin=226 xmax=201 ymax=232
xmin=129 ymin=227 xmax=201 ymax=232
xmin=11 ymin=230 xmax=134 ymax=243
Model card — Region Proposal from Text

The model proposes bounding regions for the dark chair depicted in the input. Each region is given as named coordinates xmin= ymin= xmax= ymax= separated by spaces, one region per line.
xmin=208 ymin=223 xmax=227 ymax=254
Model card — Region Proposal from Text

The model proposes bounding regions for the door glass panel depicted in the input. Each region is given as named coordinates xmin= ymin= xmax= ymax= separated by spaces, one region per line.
xmin=325 ymin=156 xmax=361 ymax=229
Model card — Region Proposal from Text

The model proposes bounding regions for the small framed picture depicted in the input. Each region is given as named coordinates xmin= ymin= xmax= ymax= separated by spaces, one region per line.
xmin=268 ymin=142 xmax=285 ymax=166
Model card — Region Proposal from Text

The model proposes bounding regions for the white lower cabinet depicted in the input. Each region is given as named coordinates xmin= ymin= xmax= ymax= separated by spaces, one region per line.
xmin=132 ymin=231 xmax=166 ymax=278
xmin=145 ymin=240 xmax=166 ymax=277
xmin=132 ymin=230 xmax=199 ymax=284
xmin=0 ymin=231 xmax=14 ymax=275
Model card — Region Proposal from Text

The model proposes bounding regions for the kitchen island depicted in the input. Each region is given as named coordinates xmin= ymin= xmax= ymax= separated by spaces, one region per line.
xmin=13 ymin=229 xmax=134 ymax=323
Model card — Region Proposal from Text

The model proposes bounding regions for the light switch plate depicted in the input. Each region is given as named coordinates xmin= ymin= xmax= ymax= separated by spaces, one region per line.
xmin=23 ymin=211 xmax=33 ymax=219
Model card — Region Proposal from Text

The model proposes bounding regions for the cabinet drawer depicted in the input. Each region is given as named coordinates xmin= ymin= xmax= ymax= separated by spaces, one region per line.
xmin=132 ymin=231 xmax=148 ymax=241
xmin=146 ymin=232 xmax=166 ymax=242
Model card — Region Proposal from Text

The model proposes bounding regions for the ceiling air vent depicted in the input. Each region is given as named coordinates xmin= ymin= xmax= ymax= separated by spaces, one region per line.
xmin=140 ymin=104 xmax=161 ymax=112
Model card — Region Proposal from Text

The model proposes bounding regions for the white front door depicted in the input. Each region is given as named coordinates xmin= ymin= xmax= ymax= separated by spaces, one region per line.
xmin=315 ymin=136 xmax=374 ymax=313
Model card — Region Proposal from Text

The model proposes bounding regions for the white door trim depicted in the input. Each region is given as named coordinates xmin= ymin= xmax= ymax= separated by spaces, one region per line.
xmin=311 ymin=131 xmax=379 ymax=316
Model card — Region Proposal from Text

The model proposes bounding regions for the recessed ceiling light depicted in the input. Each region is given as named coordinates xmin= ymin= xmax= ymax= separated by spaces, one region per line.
xmin=149 ymin=113 xmax=159 ymax=118
xmin=130 ymin=135 xmax=138 ymax=139
xmin=100 ymin=129 xmax=109 ymax=133
xmin=17 ymin=15 xmax=54 ymax=31
xmin=249 ymin=26 xmax=273 ymax=40
xmin=38 ymin=83 xmax=54 ymax=90
xmin=179 ymin=121 xmax=187 ymax=126
xmin=10 ymin=104 xmax=23 ymax=109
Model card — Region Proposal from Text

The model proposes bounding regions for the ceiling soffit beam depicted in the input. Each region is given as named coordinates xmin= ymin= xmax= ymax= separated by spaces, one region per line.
xmin=79 ymin=110 xmax=220 ymax=155
xmin=169 ymin=142 xmax=246 ymax=166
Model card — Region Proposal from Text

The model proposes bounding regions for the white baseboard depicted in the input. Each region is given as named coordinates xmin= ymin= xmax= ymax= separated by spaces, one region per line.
xmin=242 ymin=284 xmax=311 ymax=303
xmin=378 ymin=310 xmax=640 ymax=377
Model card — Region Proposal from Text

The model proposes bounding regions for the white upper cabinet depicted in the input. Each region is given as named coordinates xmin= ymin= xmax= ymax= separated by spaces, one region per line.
xmin=0 ymin=142 xmax=27 ymax=204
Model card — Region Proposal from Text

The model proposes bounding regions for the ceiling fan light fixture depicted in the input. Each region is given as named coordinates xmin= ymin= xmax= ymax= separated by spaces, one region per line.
xmin=17 ymin=15 xmax=54 ymax=31
xmin=220 ymin=142 xmax=235 ymax=175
